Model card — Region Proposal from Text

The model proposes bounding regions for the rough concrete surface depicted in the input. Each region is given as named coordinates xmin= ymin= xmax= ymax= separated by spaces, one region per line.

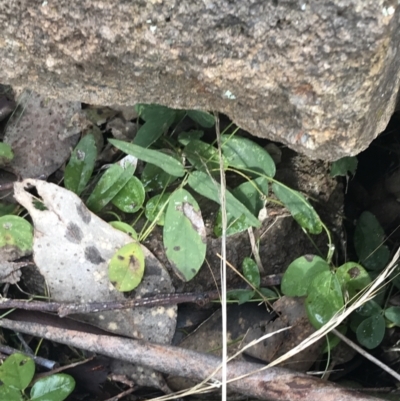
xmin=0 ymin=1 xmax=400 ymax=160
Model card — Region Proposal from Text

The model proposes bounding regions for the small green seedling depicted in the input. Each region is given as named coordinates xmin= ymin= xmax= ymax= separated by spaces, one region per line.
xmin=227 ymin=257 xmax=277 ymax=304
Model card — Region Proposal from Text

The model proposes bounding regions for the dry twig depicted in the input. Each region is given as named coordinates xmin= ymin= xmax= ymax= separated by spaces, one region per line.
xmin=0 ymin=318 xmax=383 ymax=401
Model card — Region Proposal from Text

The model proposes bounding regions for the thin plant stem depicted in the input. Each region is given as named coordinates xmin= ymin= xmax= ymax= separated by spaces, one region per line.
xmin=215 ymin=113 xmax=227 ymax=401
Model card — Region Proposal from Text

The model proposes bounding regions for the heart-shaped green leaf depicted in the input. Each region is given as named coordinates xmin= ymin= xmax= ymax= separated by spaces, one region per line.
xmin=112 ymin=176 xmax=145 ymax=213
xmin=221 ymin=135 xmax=275 ymax=177
xmin=356 ymin=314 xmax=385 ymax=349
xmin=336 ymin=262 xmax=371 ymax=300
xmin=281 ymin=255 xmax=330 ymax=297
xmin=305 ymin=271 xmax=344 ymax=328
xmin=0 ymin=353 xmax=35 ymax=390
xmin=0 ymin=215 xmax=33 ymax=252
xmin=30 ymin=373 xmax=75 ymax=401
xmin=108 ymin=242 xmax=145 ymax=292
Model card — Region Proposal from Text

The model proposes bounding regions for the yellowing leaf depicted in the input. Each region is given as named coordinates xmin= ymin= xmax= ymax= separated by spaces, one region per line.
xmin=108 ymin=242 xmax=145 ymax=292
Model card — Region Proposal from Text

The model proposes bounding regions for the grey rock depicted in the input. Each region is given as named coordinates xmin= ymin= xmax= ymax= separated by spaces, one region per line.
xmin=0 ymin=1 xmax=399 ymax=160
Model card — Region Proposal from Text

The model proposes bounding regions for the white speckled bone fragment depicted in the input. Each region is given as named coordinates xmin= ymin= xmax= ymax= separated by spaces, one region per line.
xmin=13 ymin=179 xmax=177 ymax=343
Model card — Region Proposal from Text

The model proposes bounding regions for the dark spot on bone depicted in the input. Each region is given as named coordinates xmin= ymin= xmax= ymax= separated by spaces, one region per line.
xmin=65 ymin=222 xmax=83 ymax=244
xmin=76 ymin=201 xmax=91 ymax=224
xmin=145 ymin=263 xmax=158 ymax=276
xmin=84 ymin=246 xmax=105 ymax=265
xmin=173 ymin=246 xmax=180 ymax=251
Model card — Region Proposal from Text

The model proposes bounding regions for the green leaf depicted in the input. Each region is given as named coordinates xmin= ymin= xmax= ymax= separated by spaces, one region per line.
xmin=354 ymin=211 xmax=390 ymax=271
xmin=187 ymin=110 xmax=215 ymax=128
xmin=281 ymin=255 xmax=330 ymax=297
xmin=336 ymin=262 xmax=371 ymax=300
xmin=257 ymin=287 xmax=279 ymax=299
xmin=392 ymin=265 xmax=400 ymax=290
xmin=305 ymin=271 xmax=344 ymax=329
xmin=109 ymin=221 xmax=138 ymax=240
xmin=356 ymin=300 xmax=382 ymax=317
xmin=322 ymin=325 xmax=347 ymax=353
xmin=272 ymin=183 xmax=322 ymax=234
xmin=0 ymin=142 xmax=14 ymax=165
xmin=108 ymin=242 xmax=145 ymax=291
xmin=64 ymin=134 xmax=97 ymax=195
xmin=355 ymin=214 xmax=388 ymax=267
xmin=330 ymin=156 xmax=358 ymax=177
xmin=111 ymin=176 xmax=145 ymax=213
xmin=30 ymin=374 xmax=75 ymax=401
xmin=214 ymin=177 xmax=268 ymax=237
xmin=0 ymin=215 xmax=33 ymax=252
xmin=356 ymin=314 xmax=385 ymax=349
xmin=163 ymin=189 xmax=207 ymax=281
xmin=221 ymin=135 xmax=276 ymax=177
xmin=242 ymin=257 xmax=260 ymax=288
xmin=0 ymin=202 xmax=18 ymax=217
xmin=134 ymin=118 xmax=169 ymax=148
xmin=350 ymin=312 xmax=367 ymax=333
xmin=226 ymin=289 xmax=255 ymax=305
xmin=141 ymin=159 xmax=179 ymax=192
xmin=232 ymin=177 xmax=268 ymax=212
xmin=184 ymin=139 xmax=227 ymax=173
xmin=145 ymin=193 xmax=171 ymax=226
xmin=86 ymin=163 xmax=134 ymax=213
xmin=177 ymin=130 xmax=204 ymax=146
xmin=0 ymin=383 xmax=22 ymax=401
xmin=134 ymin=113 xmax=176 ymax=148
xmin=0 ymin=353 xmax=35 ymax=390
xmin=135 ymin=104 xmax=176 ymax=122
xmin=188 ymin=171 xmax=261 ymax=228
xmin=214 ymin=213 xmax=249 ymax=238
xmin=109 ymin=139 xmax=185 ymax=177
xmin=384 ymin=306 xmax=400 ymax=326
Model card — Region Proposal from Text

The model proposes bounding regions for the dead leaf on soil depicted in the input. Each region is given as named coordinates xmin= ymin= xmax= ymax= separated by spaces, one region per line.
xmin=13 ymin=179 xmax=177 ymax=343
xmin=242 ymin=296 xmax=324 ymax=371
xmin=167 ymin=303 xmax=273 ymax=392
xmin=3 ymin=90 xmax=81 ymax=178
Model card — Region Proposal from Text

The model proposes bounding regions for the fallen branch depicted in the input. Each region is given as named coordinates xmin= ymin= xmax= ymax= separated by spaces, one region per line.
xmin=0 ymin=276 xmax=282 ymax=317
xmin=0 ymin=318 xmax=381 ymax=401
